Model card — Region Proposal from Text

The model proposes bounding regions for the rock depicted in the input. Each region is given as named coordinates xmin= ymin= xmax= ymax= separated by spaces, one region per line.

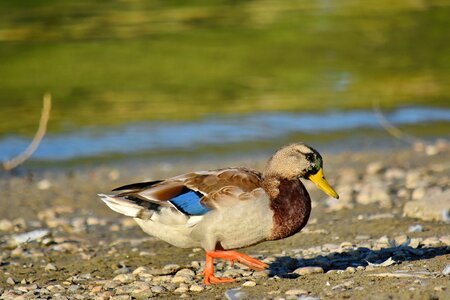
xmin=150 ymin=286 xmax=166 ymax=294
xmin=434 ymin=286 xmax=447 ymax=292
xmin=393 ymin=235 xmax=410 ymax=247
xmin=439 ymin=235 xmax=450 ymax=246
xmin=405 ymin=171 xmax=421 ymax=189
xmin=103 ymin=280 xmax=121 ymax=289
xmin=6 ymin=277 xmax=15 ymax=285
xmin=225 ymin=287 xmax=246 ymax=300
xmin=293 ymin=266 xmax=324 ymax=276
xmin=356 ymin=182 xmax=392 ymax=208
xmin=152 ymin=275 xmax=173 ymax=283
xmin=132 ymin=289 xmax=153 ymax=299
xmin=408 ymin=224 xmax=424 ymax=233
xmin=37 ymin=179 xmax=52 ymax=190
xmin=132 ymin=266 xmax=150 ymax=275
xmin=443 ymin=264 xmax=450 ymax=275
xmin=345 ymin=267 xmax=356 ymax=273
xmin=409 ymin=238 xmax=422 ymax=248
xmin=366 ymin=162 xmax=384 ymax=175
xmin=422 ymin=237 xmax=441 ymax=247
xmin=149 ymin=264 xmax=181 ymax=275
xmin=189 ymin=284 xmax=205 ymax=292
xmin=112 ymin=274 xmax=135 ymax=283
xmin=242 ymin=281 xmax=256 ymax=287
xmin=45 ymin=263 xmax=58 ymax=271
xmin=403 ymin=188 xmax=450 ymax=222
xmin=171 ymin=276 xmax=191 ymax=284
xmin=0 ymin=219 xmax=14 ymax=231
xmin=285 ymin=288 xmax=308 ymax=295
xmin=173 ymin=286 xmax=189 ymax=293
xmin=385 ymin=168 xmax=405 ymax=181
xmin=9 ymin=229 xmax=49 ymax=245
xmin=175 ymin=268 xmax=195 ymax=277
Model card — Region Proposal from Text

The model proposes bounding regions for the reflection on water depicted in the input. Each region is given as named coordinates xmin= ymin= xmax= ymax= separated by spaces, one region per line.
xmin=1 ymin=107 xmax=449 ymax=162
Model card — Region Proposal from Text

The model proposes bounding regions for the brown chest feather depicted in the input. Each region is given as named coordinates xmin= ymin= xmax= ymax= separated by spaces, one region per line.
xmin=267 ymin=178 xmax=311 ymax=240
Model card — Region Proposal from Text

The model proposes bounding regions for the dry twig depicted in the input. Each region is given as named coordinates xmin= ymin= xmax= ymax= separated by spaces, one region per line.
xmin=372 ymin=99 xmax=422 ymax=144
xmin=2 ymin=93 xmax=52 ymax=171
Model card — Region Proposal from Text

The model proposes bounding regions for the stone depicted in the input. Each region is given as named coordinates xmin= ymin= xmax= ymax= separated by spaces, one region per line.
xmin=175 ymin=268 xmax=195 ymax=277
xmin=439 ymin=235 xmax=450 ymax=246
xmin=408 ymin=224 xmax=424 ymax=233
xmin=6 ymin=277 xmax=15 ymax=285
xmin=150 ymin=286 xmax=166 ymax=294
xmin=356 ymin=182 xmax=392 ymax=208
xmin=422 ymin=237 xmax=441 ymax=247
xmin=132 ymin=289 xmax=153 ymax=299
xmin=189 ymin=284 xmax=205 ymax=292
xmin=443 ymin=264 xmax=450 ymax=275
xmin=385 ymin=168 xmax=405 ymax=181
xmin=285 ymin=288 xmax=308 ymax=295
xmin=242 ymin=281 xmax=256 ymax=287
xmin=45 ymin=263 xmax=58 ymax=271
xmin=293 ymin=266 xmax=324 ymax=275
xmin=0 ymin=219 xmax=14 ymax=231
xmin=404 ymin=188 xmax=450 ymax=222
xmin=366 ymin=162 xmax=384 ymax=175
xmin=37 ymin=179 xmax=52 ymax=190
xmin=174 ymin=286 xmax=189 ymax=293
xmin=113 ymin=273 xmax=135 ymax=283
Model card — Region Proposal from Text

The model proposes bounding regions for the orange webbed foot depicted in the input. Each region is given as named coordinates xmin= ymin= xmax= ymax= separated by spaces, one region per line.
xmin=202 ymin=250 xmax=269 ymax=285
xmin=208 ymin=250 xmax=269 ymax=270
xmin=203 ymin=274 xmax=236 ymax=284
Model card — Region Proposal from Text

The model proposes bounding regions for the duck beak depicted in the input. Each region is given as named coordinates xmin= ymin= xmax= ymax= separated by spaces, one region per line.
xmin=308 ymin=168 xmax=339 ymax=199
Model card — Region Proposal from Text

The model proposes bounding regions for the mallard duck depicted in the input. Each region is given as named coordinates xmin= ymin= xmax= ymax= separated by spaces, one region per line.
xmin=99 ymin=143 xmax=338 ymax=284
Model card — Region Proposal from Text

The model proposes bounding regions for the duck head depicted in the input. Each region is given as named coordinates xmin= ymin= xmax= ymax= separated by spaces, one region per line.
xmin=265 ymin=143 xmax=339 ymax=199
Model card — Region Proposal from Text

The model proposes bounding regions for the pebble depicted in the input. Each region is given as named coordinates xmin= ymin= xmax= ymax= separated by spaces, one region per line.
xmin=443 ymin=264 xmax=450 ymax=275
xmin=112 ymin=274 xmax=135 ymax=283
xmin=189 ymin=284 xmax=205 ymax=292
xmin=45 ymin=263 xmax=58 ymax=271
xmin=403 ymin=188 xmax=450 ymax=222
xmin=0 ymin=219 xmax=14 ymax=231
xmin=242 ymin=281 xmax=257 ymax=287
xmin=6 ymin=277 xmax=15 ymax=285
xmin=285 ymin=288 xmax=308 ymax=295
xmin=366 ymin=162 xmax=384 ymax=175
xmin=408 ymin=224 xmax=424 ymax=233
xmin=173 ymin=286 xmax=189 ymax=293
xmin=151 ymin=285 xmax=167 ymax=294
xmin=440 ymin=235 xmax=450 ymax=246
xmin=422 ymin=237 xmax=441 ymax=247
xmin=293 ymin=266 xmax=324 ymax=275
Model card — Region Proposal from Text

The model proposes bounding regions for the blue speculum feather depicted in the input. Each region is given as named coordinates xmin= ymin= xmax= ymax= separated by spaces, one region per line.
xmin=169 ymin=190 xmax=211 ymax=215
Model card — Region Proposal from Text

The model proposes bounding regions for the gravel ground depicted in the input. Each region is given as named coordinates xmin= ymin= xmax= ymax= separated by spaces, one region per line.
xmin=0 ymin=143 xmax=449 ymax=299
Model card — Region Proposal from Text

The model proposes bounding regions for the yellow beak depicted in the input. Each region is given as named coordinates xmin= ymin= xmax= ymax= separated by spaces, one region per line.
xmin=308 ymin=168 xmax=339 ymax=199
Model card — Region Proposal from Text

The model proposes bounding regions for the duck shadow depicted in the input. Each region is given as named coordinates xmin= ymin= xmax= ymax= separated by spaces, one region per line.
xmin=267 ymin=245 xmax=450 ymax=278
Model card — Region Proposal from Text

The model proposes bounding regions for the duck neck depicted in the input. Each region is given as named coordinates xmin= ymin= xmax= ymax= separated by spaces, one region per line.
xmin=262 ymin=175 xmax=312 ymax=240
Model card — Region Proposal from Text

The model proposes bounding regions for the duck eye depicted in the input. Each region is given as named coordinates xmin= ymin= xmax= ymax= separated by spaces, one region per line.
xmin=305 ymin=153 xmax=314 ymax=161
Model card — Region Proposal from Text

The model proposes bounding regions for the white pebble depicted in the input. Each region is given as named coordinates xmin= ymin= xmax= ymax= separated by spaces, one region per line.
xmin=189 ymin=284 xmax=205 ymax=292
xmin=285 ymin=288 xmax=308 ymax=295
xmin=242 ymin=281 xmax=256 ymax=287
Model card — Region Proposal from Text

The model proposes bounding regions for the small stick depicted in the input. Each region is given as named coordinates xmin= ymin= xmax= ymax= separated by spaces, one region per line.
xmin=2 ymin=93 xmax=52 ymax=171
xmin=372 ymin=99 xmax=422 ymax=144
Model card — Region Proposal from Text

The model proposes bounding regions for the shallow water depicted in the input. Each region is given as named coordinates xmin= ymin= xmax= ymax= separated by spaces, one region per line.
xmin=1 ymin=1 xmax=450 ymax=167
xmin=1 ymin=106 xmax=449 ymax=164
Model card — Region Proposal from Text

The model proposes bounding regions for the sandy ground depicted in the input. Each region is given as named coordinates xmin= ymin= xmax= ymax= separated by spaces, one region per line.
xmin=0 ymin=146 xmax=449 ymax=299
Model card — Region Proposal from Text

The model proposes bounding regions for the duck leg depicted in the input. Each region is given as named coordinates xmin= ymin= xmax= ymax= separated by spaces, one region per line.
xmin=203 ymin=250 xmax=269 ymax=284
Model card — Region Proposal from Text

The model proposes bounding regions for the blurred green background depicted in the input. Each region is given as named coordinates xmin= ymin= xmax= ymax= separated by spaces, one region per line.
xmin=1 ymin=0 xmax=450 ymax=165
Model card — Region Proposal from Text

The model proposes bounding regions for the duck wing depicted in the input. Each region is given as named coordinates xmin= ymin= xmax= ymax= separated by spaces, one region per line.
xmin=99 ymin=167 xmax=263 ymax=219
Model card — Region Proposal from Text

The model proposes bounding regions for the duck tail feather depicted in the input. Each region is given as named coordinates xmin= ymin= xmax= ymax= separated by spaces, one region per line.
xmin=98 ymin=194 xmax=142 ymax=218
